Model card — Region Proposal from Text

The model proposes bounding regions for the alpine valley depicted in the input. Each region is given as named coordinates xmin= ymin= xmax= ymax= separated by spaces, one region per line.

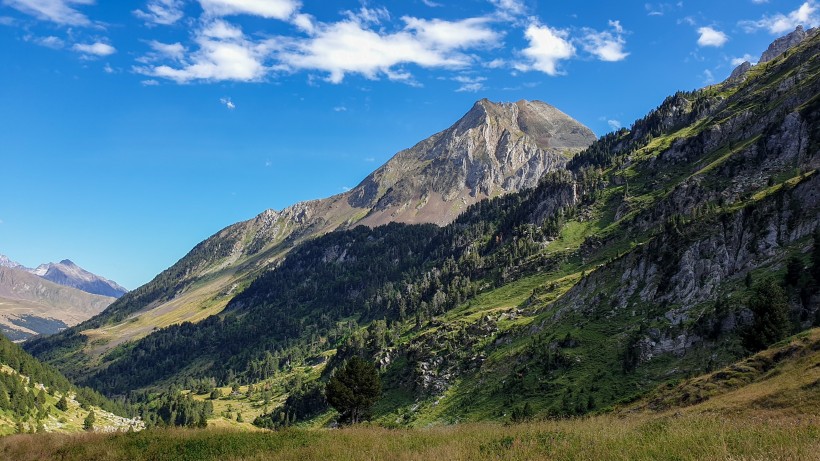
xmin=2 ymin=25 xmax=820 ymax=460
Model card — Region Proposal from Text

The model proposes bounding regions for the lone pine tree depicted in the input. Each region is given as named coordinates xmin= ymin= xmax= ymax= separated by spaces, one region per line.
xmin=325 ymin=356 xmax=381 ymax=424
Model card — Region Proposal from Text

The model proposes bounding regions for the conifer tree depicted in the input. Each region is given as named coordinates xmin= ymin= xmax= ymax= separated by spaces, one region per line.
xmin=325 ymin=357 xmax=381 ymax=424
xmin=83 ymin=410 xmax=96 ymax=431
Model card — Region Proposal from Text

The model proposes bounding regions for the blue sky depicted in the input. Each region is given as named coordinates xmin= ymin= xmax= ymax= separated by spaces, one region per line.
xmin=0 ymin=0 xmax=817 ymax=289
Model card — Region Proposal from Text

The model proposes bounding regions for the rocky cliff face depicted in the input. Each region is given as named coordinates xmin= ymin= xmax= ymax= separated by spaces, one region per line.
xmin=350 ymin=100 xmax=595 ymax=226
xmin=759 ymin=25 xmax=809 ymax=63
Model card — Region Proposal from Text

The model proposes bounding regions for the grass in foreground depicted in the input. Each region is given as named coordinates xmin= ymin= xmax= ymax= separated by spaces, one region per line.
xmin=1 ymin=414 xmax=818 ymax=461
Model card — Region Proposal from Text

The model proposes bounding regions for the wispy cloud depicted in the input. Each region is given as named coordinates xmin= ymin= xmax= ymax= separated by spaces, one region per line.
xmin=134 ymin=0 xmax=185 ymax=26
xmin=607 ymin=119 xmax=622 ymax=130
xmin=579 ymin=20 xmax=629 ymax=62
xmin=333 ymin=105 xmax=347 ymax=112
xmin=73 ymin=41 xmax=116 ymax=57
xmin=730 ymin=53 xmax=756 ymax=66
xmin=701 ymin=69 xmax=715 ymax=84
xmin=453 ymin=75 xmax=487 ymax=92
xmin=198 ymin=0 xmax=300 ymax=19
xmin=220 ymin=97 xmax=236 ymax=109
xmin=697 ymin=26 xmax=729 ymax=47
xmin=26 ymin=34 xmax=65 ymax=49
xmin=4 ymin=0 xmax=94 ymax=25
xmin=739 ymin=1 xmax=819 ymax=34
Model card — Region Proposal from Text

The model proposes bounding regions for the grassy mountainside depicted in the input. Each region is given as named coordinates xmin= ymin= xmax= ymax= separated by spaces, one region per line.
xmin=3 ymin=329 xmax=818 ymax=459
xmin=0 ymin=334 xmax=138 ymax=435
xmin=25 ymin=28 xmax=820 ymax=432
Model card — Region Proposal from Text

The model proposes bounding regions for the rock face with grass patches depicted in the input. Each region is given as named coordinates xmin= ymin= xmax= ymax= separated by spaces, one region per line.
xmin=350 ymin=99 xmax=595 ymax=226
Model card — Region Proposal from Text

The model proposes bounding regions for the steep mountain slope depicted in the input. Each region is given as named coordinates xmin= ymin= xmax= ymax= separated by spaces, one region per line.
xmin=27 ymin=27 xmax=820 ymax=429
xmin=0 ymin=267 xmax=116 ymax=341
xmin=25 ymin=100 xmax=593 ymax=365
xmin=31 ymin=260 xmax=127 ymax=298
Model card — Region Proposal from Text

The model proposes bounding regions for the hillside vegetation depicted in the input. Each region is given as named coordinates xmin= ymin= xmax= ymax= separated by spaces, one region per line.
xmin=23 ymin=28 xmax=820 ymax=432
xmin=3 ymin=328 xmax=819 ymax=459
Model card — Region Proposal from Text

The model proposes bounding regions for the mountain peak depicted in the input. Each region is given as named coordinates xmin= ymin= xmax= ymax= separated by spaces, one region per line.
xmin=0 ymin=254 xmax=25 ymax=270
xmin=345 ymin=98 xmax=596 ymax=226
xmin=759 ymin=25 xmax=811 ymax=63
xmin=31 ymin=260 xmax=128 ymax=298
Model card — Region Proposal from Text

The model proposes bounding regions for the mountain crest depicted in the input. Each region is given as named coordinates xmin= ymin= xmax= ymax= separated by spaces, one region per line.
xmin=759 ymin=25 xmax=811 ymax=63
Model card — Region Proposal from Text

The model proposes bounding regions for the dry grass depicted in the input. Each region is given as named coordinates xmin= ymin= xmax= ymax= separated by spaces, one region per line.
xmin=0 ymin=413 xmax=817 ymax=461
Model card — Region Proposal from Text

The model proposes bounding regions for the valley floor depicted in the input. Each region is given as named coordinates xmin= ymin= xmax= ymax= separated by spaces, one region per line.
xmin=1 ymin=413 xmax=817 ymax=461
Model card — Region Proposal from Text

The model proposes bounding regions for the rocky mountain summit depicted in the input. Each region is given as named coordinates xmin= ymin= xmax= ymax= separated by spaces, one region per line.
xmin=759 ymin=25 xmax=810 ymax=63
xmin=0 ymin=255 xmax=24 ymax=270
xmin=727 ymin=26 xmax=816 ymax=83
xmin=32 ymin=260 xmax=127 ymax=298
xmin=349 ymin=99 xmax=595 ymax=226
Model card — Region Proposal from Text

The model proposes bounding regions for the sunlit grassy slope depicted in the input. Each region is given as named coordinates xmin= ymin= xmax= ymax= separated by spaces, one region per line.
xmin=3 ymin=329 xmax=818 ymax=460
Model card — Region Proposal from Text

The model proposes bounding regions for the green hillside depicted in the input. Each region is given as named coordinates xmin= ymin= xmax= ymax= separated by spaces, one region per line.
xmin=0 ymin=334 xmax=138 ymax=435
xmin=24 ymin=28 xmax=820 ymax=433
xmin=3 ymin=329 xmax=818 ymax=460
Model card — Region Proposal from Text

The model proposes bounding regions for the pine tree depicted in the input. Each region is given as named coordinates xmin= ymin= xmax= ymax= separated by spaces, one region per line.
xmin=83 ymin=410 xmax=96 ymax=431
xmin=744 ymin=278 xmax=790 ymax=351
xmin=56 ymin=395 xmax=68 ymax=411
xmin=325 ymin=357 xmax=381 ymax=424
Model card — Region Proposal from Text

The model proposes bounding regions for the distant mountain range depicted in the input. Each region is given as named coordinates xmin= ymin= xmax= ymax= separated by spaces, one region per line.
xmin=0 ymin=255 xmax=126 ymax=341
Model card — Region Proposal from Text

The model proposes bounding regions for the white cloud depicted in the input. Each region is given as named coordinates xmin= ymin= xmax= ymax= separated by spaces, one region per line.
xmin=580 ymin=20 xmax=629 ymax=62
xmin=484 ymin=58 xmax=506 ymax=68
xmin=26 ymin=34 xmax=64 ymax=49
xmin=73 ymin=41 xmax=116 ymax=56
xmin=491 ymin=0 xmax=526 ymax=18
xmin=751 ymin=0 xmax=769 ymax=4
xmin=740 ymin=1 xmax=819 ymax=34
xmin=517 ymin=23 xmax=575 ymax=76
xmin=608 ymin=119 xmax=622 ymax=130
xmin=141 ymin=79 xmax=160 ymax=86
xmin=0 ymin=16 xmax=16 ymax=25
xmin=147 ymin=40 xmax=186 ymax=60
xmin=421 ymin=0 xmax=441 ymax=7
xmin=697 ymin=26 xmax=729 ymax=47
xmin=220 ymin=97 xmax=235 ymax=109
xmin=731 ymin=53 xmax=756 ymax=66
xmin=103 ymin=63 xmax=114 ymax=73
xmin=198 ymin=0 xmax=299 ymax=19
xmin=136 ymin=20 xmax=268 ymax=82
xmin=276 ymin=15 xmax=499 ymax=83
xmin=333 ymin=105 xmax=347 ymax=112
xmin=453 ymin=75 xmax=487 ymax=92
xmin=3 ymin=0 xmax=94 ymax=25
xmin=134 ymin=0 xmax=185 ymax=25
